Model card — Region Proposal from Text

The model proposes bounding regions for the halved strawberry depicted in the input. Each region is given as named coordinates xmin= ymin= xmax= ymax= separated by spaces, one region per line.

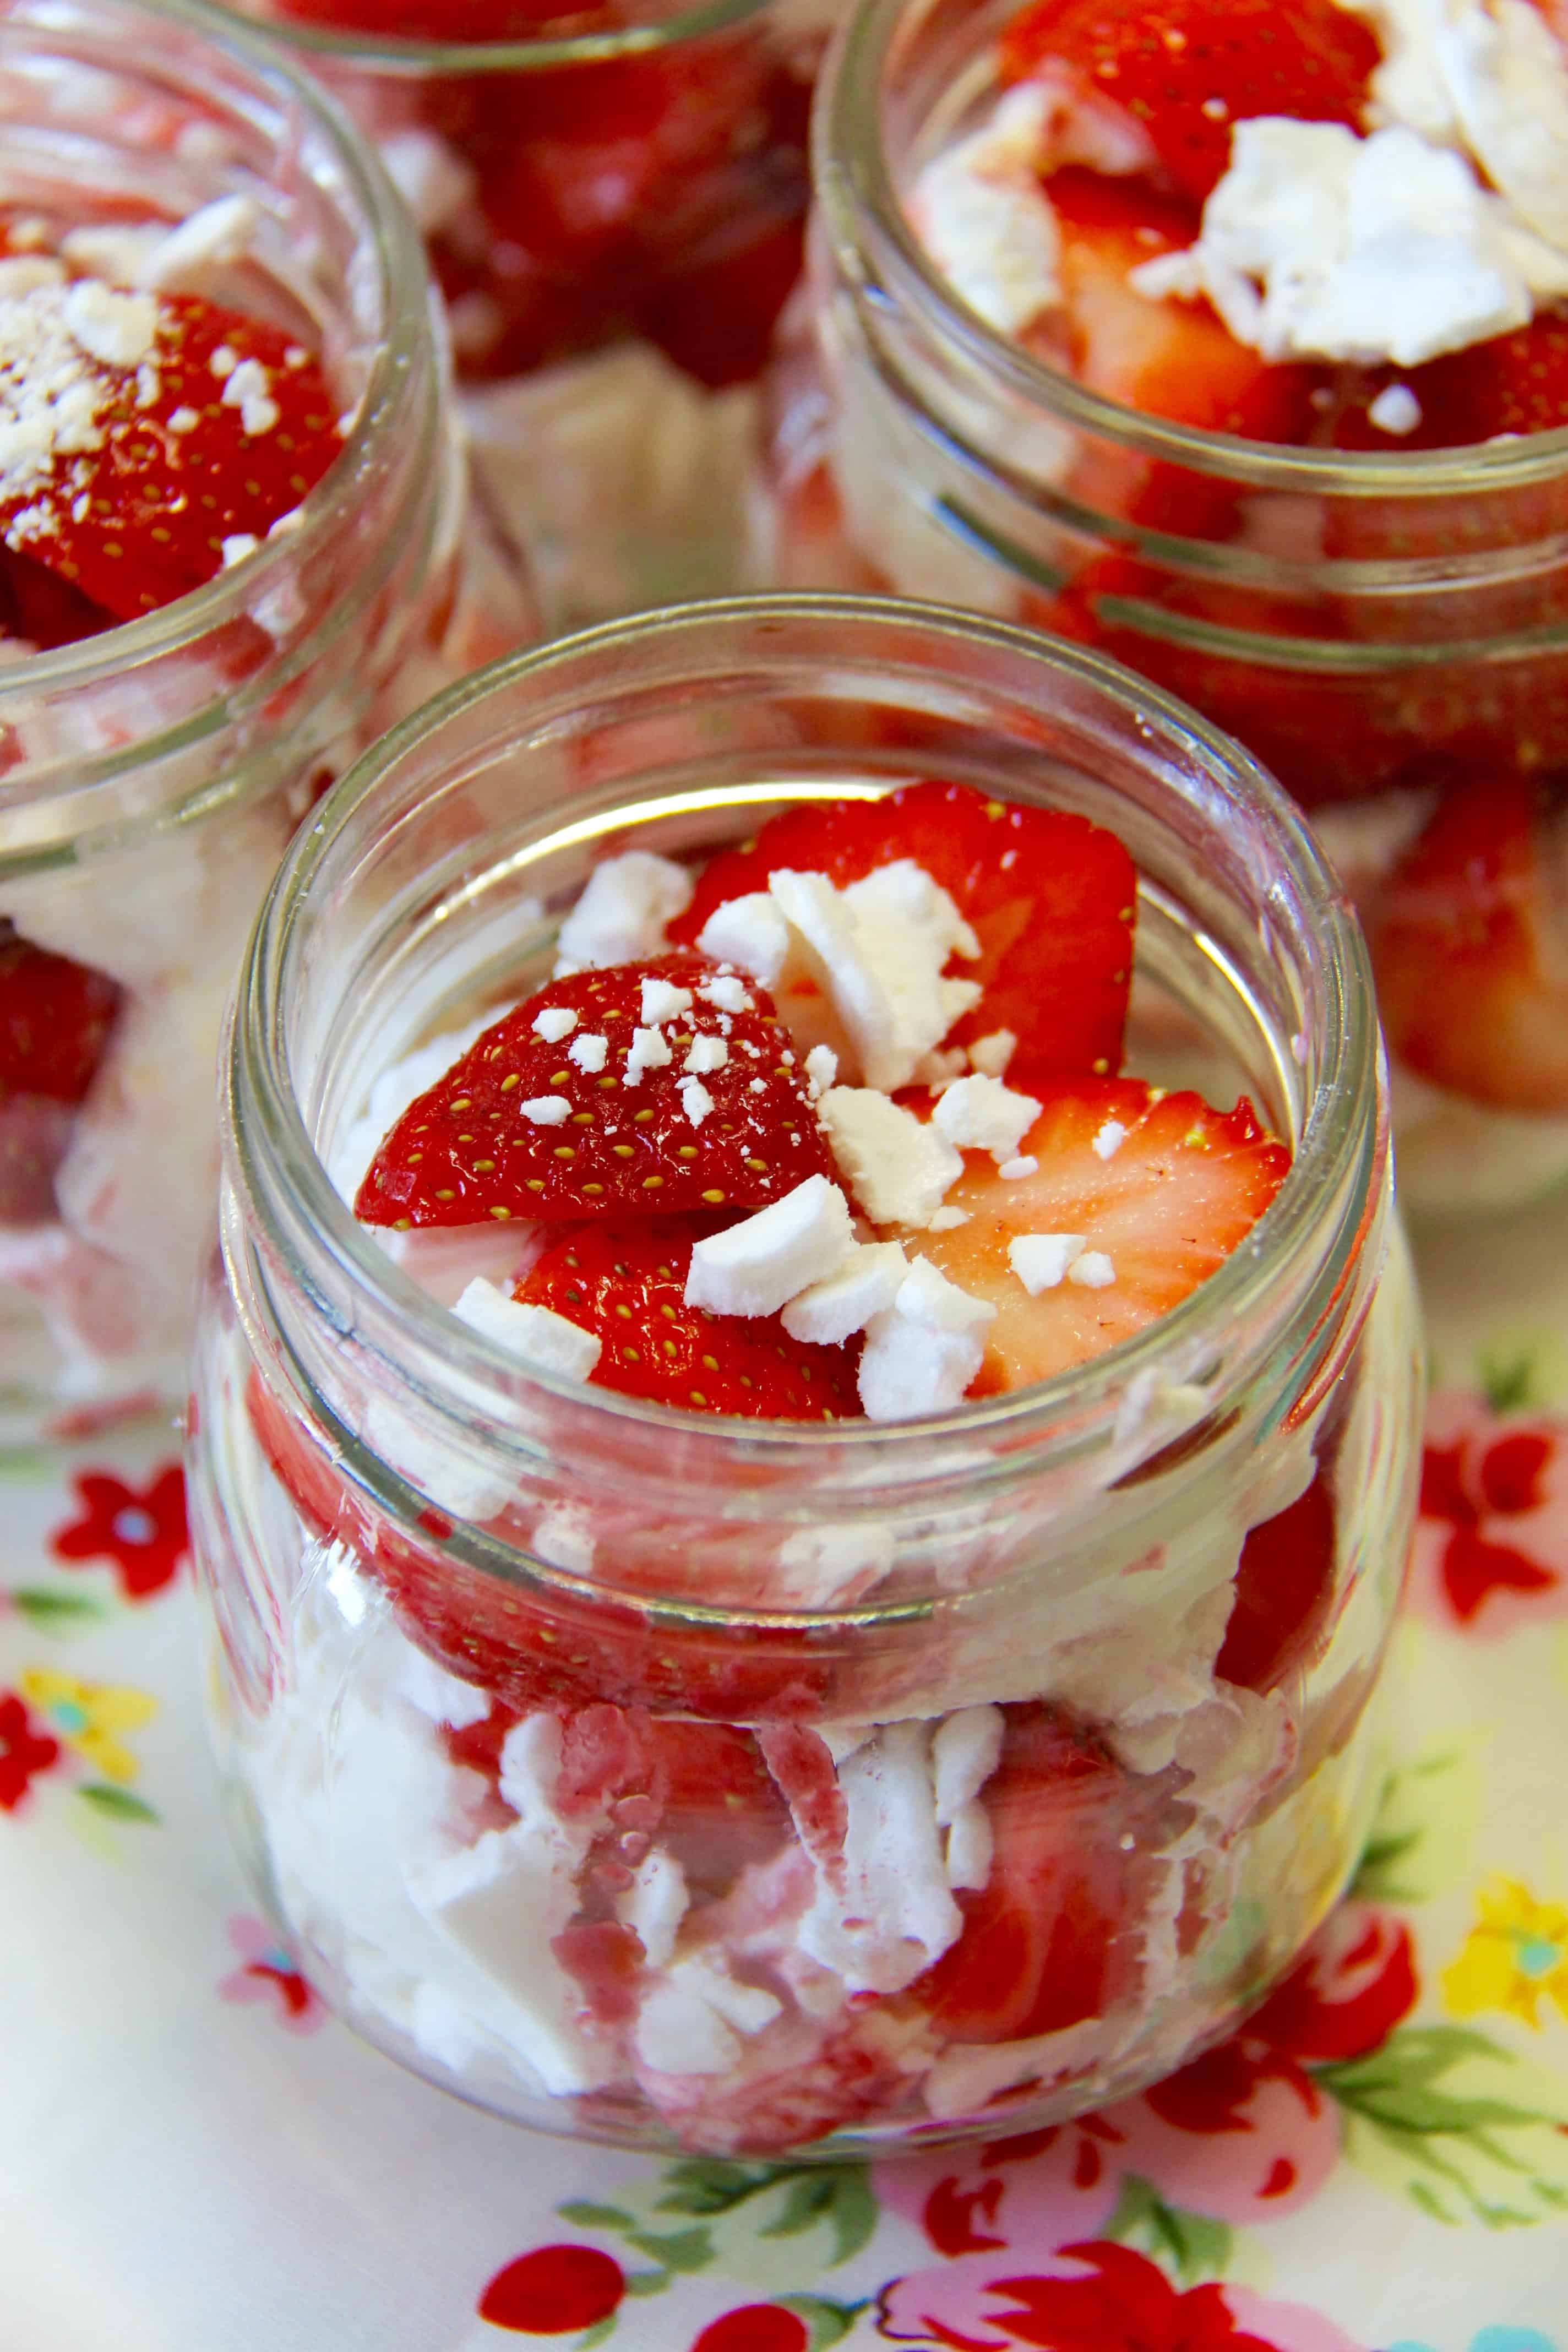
xmin=0 ymin=924 xmax=121 ymax=1106
xmin=355 ymin=955 xmax=834 ymax=1229
xmin=1216 ymin=1468 xmax=1337 ymax=1693
xmin=1001 ymin=0 xmax=1379 ymax=206
xmin=903 ymin=1076 xmax=1290 ymax=1390
xmin=1369 ymin=769 xmax=1568 ymax=1113
xmin=670 ymin=781 xmax=1138 ymax=1087
xmin=519 ymin=1218 xmax=863 ymax=1420
xmin=911 ymin=1701 xmax=1149 ymax=2041
xmin=2 ymin=289 xmax=343 ymax=622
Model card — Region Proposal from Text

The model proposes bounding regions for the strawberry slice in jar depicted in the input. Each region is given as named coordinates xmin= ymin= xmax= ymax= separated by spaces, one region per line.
xmin=0 ymin=0 xmax=477 ymax=1438
xmin=771 ymin=0 xmax=1568 ymax=1209
xmin=189 ymin=600 xmax=1419 ymax=2159
xmin=214 ymin=0 xmax=822 ymax=627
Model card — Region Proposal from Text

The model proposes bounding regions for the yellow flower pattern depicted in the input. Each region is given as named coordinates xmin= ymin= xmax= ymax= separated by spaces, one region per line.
xmin=1442 ymin=1878 xmax=1568 ymax=2029
xmin=18 ymin=1669 xmax=157 ymax=1784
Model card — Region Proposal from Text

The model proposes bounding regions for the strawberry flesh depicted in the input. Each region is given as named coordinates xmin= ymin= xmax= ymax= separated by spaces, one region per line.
xmin=0 ymin=924 xmax=121 ymax=1106
xmin=1330 ymin=315 xmax=1568 ymax=451
xmin=904 ymin=1076 xmax=1291 ymax=1391
xmin=1216 ymin=1469 xmax=1338 ymax=1693
xmin=1002 ymin=0 xmax=1378 ymax=205
xmin=2 ymin=290 xmax=343 ymax=622
xmin=1369 ymin=769 xmax=1568 ymax=1113
xmin=669 ymin=781 xmax=1138 ymax=1088
xmin=356 ymin=955 xmax=834 ymax=1228
xmin=519 ymin=1218 xmax=863 ymax=1420
xmin=911 ymin=1701 xmax=1146 ymax=2041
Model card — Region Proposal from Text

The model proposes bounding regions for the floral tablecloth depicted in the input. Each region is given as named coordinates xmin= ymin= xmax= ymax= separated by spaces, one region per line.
xmin=6 ymin=1195 xmax=1568 ymax=2352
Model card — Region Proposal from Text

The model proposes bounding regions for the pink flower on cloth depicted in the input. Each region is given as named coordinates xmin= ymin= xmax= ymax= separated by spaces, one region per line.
xmin=50 ymin=1463 xmax=189 ymax=1600
xmin=218 ymin=1915 xmax=325 ymax=2034
xmin=877 ymin=2239 xmax=1368 ymax=2351
xmin=874 ymin=1904 xmax=1417 ymax=2333
xmin=1412 ymin=1391 xmax=1568 ymax=1636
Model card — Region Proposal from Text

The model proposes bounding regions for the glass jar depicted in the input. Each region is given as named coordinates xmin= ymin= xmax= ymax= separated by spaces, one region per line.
xmin=0 ymin=0 xmax=521 ymax=1443
xmin=765 ymin=0 xmax=1568 ymax=1212
xmin=189 ymin=595 xmax=1420 ymax=2159
xmin=219 ymin=0 xmax=832 ymax=627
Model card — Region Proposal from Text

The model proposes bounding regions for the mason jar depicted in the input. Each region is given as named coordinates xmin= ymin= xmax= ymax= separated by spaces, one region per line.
xmin=763 ymin=0 xmax=1568 ymax=1213
xmin=0 ymin=0 xmax=524 ymax=1443
xmin=187 ymin=595 xmax=1420 ymax=2159
xmin=217 ymin=0 xmax=834 ymax=626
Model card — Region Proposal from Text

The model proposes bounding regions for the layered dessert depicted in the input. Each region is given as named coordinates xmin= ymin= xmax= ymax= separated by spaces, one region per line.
xmin=0 ymin=5 xmax=497 ymax=1431
xmin=229 ymin=0 xmax=832 ymax=622
xmin=204 ymin=767 xmax=1415 ymax=2155
xmin=777 ymin=0 xmax=1568 ymax=1208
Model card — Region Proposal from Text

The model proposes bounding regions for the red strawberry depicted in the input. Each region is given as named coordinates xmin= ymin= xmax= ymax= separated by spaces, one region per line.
xmin=1216 ymin=1469 xmax=1337 ymax=1693
xmin=246 ymin=1364 xmax=843 ymax=1719
xmin=903 ymin=1077 xmax=1290 ymax=1390
xmin=1369 ymin=769 xmax=1568 ymax=1113
xmin=1041 ymin=169 xmax=1321 ymax=444
xmin=519 ymin=1218 xmax=863 ymax=1420
xmin=2 ymin=289 xmax=342 ymax=622
xmin=355 ymin=955 xmax=835 ymax=1229
xmin=671 ymin=781 xmax=1138 ymax=1087
xmin=912 ymin=1701 xmax=1150 ymax=2041
xmin=0 ymin=924 xmax=121 ymax=1106
xmin=1002 ymin=0 xmax=1379 ymax=205
xmin=0 ymin=544 xmax=112 ymax=648
xmin=1331 ymin=315 xmax=1568 ymax=451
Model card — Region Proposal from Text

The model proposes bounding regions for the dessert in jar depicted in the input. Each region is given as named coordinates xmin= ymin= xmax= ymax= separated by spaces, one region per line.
xmin=0 ymin=0 xmax=513 ymax=1440
xmin=772 ymin=0 xmax=1568 ymax=1212
xmin=218 ymin=0 xmax=835 ymax=625
xmin=188 ymin=595 xmax=1420 ymax=2159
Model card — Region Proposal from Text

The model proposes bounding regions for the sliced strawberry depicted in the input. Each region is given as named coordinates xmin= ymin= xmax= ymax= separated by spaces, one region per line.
xmin=2 ymin=290 xmax=342 ymax=622
xmin=0 ymin=544 xmax=113 ymax=648
xmin=1002 ymin=0 xmax=1378 ymax=205
xmin=355 ymin=955 xmax=834 ymax=1229
xmin=519 ymin=1218 xmax=863 ymax=1420
xmin=247 ymin=1364 xmax=843 ymax=1719
xmin=0 ymin=924 xmax=121 ymax=1106
xmin=1216 ymin=1468 xmax=1337 ymax=1693
xmin=671 ymin=781 xmax=1138 ymax=1087
xmin=912 ymin=1701 xmax=1146 ymax=2041
xmin=1369 ymin=769 xmax=1568 ymax=1113
xmin=1331 ymin=315 xmax=1568 ymax=452
xmin=1041 ymin=170 xmax=1321 ymax=447
xmin=905 ymin=1077 xmax=1290 ymax=1390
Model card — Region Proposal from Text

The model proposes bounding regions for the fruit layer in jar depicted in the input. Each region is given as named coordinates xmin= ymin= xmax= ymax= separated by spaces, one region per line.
xmin=232 ymin=0 xmax=831 ymax=624
xmin=220 ymin=776 xmax=1414 ymax=2156
xmin=0 ymin=153 xmax=487 ymax=1428
xmin=778 ymin=0 xmax=1568 ymax=1206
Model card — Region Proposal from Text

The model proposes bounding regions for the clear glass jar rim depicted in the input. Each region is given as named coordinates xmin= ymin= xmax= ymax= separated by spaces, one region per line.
xmin=233 ymin=593 xmax=1382 ymax=1491
xmin=817 ymin=0 xmax=1568 ymax=495
xmin=216 ymin=0 xmax=770 ymax=75
xmin=0 ymin=0 xmax=439 ymax=707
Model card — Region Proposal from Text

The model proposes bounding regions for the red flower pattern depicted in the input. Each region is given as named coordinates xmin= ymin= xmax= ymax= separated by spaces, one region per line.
xmin=50 ymin=1463 xmax=189 ymax=1599
xmin=478 ymin=2245 xmax=627 ymax=2334
xmin=1412 ymin=1392 xmax=1568 ymax=1635
xmin=692 ymin=2309 xmax=810 ymax=2352
xmin=0 ymin=1690 xmax=61 ymax=1811
xmin=217 ymin=1917 xmax=326 ymax=2035
xmin=879 ymin=2241 xmax=1363 ymax=2351
xmin=875 ymin=1903 xmax=1416 ymax=2348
